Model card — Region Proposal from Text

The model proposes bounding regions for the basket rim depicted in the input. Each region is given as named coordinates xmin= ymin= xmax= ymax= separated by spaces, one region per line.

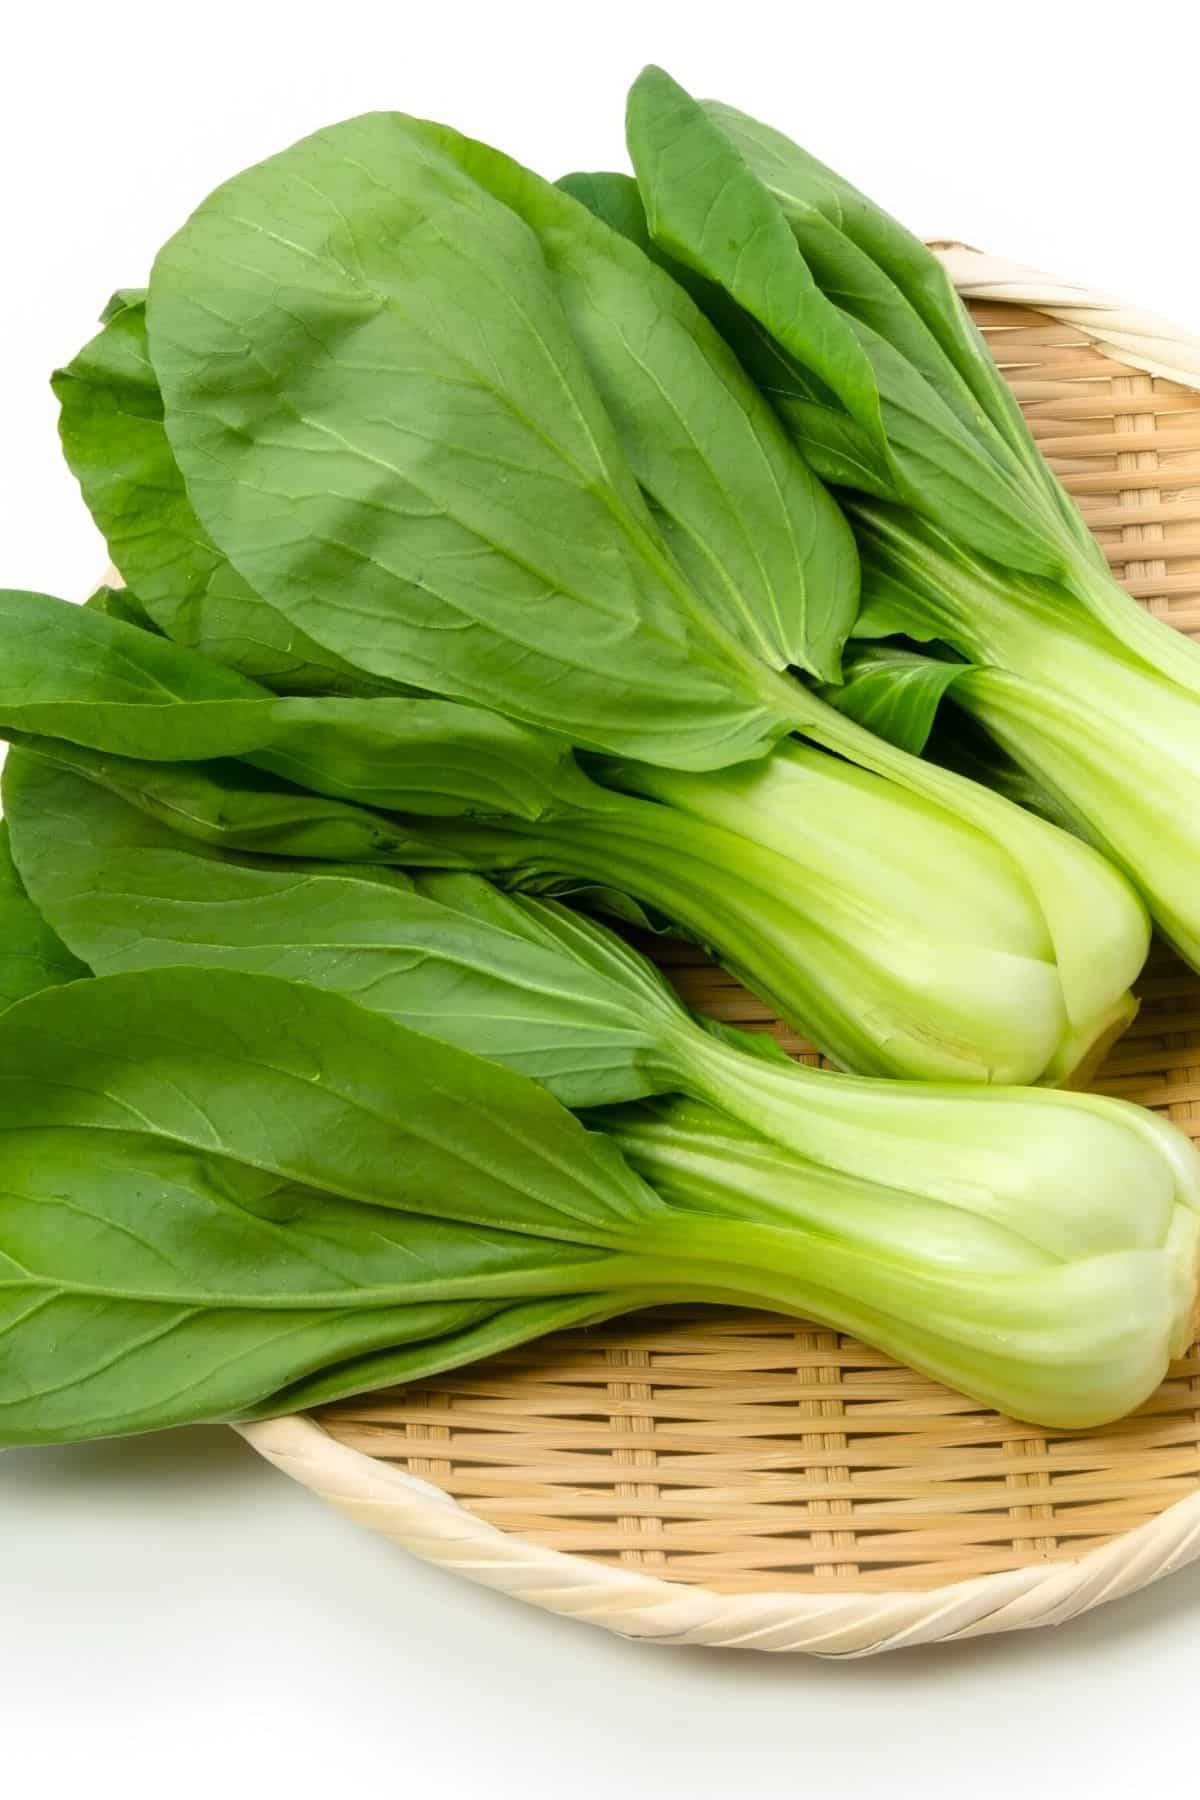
xmin=238 ymin=1412 xmax=1200 ymax=1656
xmin=239 ymin=244 xmax=1200 ymax=1656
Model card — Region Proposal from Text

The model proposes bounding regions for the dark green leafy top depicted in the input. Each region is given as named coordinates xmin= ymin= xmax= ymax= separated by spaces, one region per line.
xmin=141 ymin=112 xmax=857 ymax=766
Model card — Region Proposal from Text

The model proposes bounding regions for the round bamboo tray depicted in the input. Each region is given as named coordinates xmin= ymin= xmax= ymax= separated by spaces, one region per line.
xmin=241 ymin=246 xmax=1200 ymax=1656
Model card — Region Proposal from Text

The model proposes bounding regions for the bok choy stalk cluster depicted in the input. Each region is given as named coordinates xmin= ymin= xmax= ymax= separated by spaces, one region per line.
xmin=31 ymin=105 xmax=1152 ymax=1088
xmin=1 ymin=746 xmax=1196 ymax=1437
xmin=614 ymin=65 xmax=1200 ymax=974
xmin=1 ymin=68 xmax=1195 ymax=1450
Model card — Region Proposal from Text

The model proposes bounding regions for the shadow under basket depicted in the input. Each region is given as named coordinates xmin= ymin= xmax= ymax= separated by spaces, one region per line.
xmin=241 ymin=249 xmax=1200 ymax=1657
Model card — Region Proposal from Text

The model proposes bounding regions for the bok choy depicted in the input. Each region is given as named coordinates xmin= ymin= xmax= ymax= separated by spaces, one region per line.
xmin=43 ymin=105 xmax=1148 ymax=1081
xmin=0 ymin=591 xmax=1146 ymax=1084
xmin=0 ymin=897 xmax=1194 ymax=1441
xmin=5 ymin=77 xmax=1193 ymax=1456
xmin=620 ymin=63 xmax=1200 ymax=972
xmin=8 ymin=745 xmax=1198 ymax=1398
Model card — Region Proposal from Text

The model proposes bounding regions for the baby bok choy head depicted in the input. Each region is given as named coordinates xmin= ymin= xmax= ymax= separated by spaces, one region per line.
xmin=0 ymin=960 xmax=1194 ymax=1444
xmin=0 ymin=590 xmax=1149 ymax=1086
xmin=618 ymin=65 xmax=1200 ymax=972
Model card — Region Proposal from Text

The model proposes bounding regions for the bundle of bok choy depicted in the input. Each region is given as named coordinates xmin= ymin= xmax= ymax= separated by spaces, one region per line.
xmin=0 ymin=772 xmax=1195 ymax=1438
xmin=18 ymin=108 xmax=1153 ymax=1084
xmin=1 ymin=71 xmax=1195 ymax=1451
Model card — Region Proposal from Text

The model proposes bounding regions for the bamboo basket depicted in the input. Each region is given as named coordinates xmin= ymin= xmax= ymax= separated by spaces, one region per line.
xmin=240 ymin=247 xmax=1200 ymax=1656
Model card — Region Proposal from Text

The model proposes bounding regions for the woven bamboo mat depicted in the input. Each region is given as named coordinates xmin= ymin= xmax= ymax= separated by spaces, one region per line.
xmin=317 ymin=301 xmax=1200 ymax=1597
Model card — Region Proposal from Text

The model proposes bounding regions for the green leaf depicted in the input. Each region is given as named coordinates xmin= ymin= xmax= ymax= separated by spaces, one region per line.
xmin=146 ymin=111 xmax=795 ymax=770
xmin=625 ymin=68 xmax=1075 ymax=582
xmin=625 ymin=68 xmax=884 ymax=445
xmin=702 ymin=103 xmax=1084 ymax=539
xmin=455 ymin=137 xmax=859 ymax=680
xmin=534 ymin=880 xmax=672 ymax=935
xmin=4 ymin=751 xmax=689 ymax=1110
xmin=0 ymin=964 xmax=668 ymax=1237
xmin=0 ymin=1284 xmax=507 ymax=1448
xmin=559 ymin=171 xmax=894 ymax=499
xmin=0 ymin=965 xmax=688 ymax=1443
xmin=0 ymin=590 xmax=577 ymax=819
xmin=83 ymin=583 xmax=165 ymax=634
xmin=100 ymin=286 xmax=146 ymax=325
xmin=663 ymin=89 xmax=1200 ymax=699
xmin=823 ymin=645 xmax=971 ymax=755
xmin=0 ymin=822 xmax=89 ymax=1010
xmin=243 ymin=1293 xmax=635 ymax=1417
xmin=0 ymin=1130 xmax=620 ymax=1308
xmin=704 ymin=106 xmax=1019 ymax=453
xmin=54 ymin=299 xmax=382 ymax=694
xmin=3 ymin=737 xmax=450 ymax=865
xmin=762 ymin=396 xmax=895 ymax=499
xmin=556 ymin=170 xmax=653 ymax=246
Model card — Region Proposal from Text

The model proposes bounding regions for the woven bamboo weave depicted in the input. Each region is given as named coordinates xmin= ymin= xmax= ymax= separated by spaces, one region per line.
xmin=241 ymin=249 xmax=1200 ymax=1652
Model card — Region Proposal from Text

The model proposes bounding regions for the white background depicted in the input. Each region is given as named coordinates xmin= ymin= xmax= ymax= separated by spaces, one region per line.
xmin=2 ymin=2 xmax=1197 ymax=1793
